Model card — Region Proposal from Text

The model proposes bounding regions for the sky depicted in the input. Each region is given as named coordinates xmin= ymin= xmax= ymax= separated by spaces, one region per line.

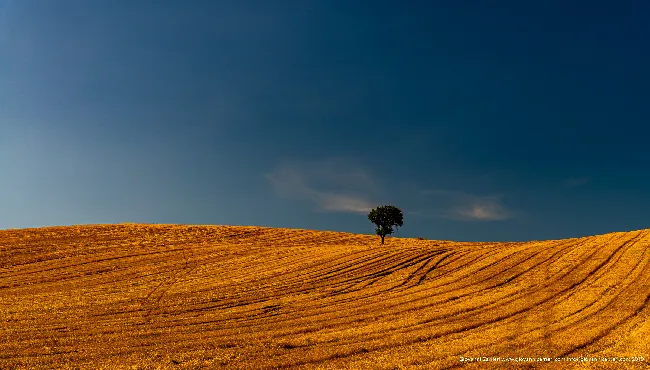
xmin=1 ymin=0 xmax=649 ymax=241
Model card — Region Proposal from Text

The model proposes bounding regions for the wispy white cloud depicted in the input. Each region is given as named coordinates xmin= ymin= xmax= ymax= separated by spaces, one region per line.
xmin=419 ymin=188 xmax=514 ymax=221
xmin=266 ymin=160 xmax=515 ymax=221
xmin=265 ymin=158 xmax=378 ymax=214
xmin=446 ymin=199 xmax=513 ymax=221
xmin=317 ymin=194 xmax=374 ymax=213
xmin=565 ymin=177 xmax=590 ymax=188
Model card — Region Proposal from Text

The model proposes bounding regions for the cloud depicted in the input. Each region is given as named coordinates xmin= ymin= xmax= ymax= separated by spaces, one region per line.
xmin=317 ymin=194 xmax=374 ymax=213
xmin=265 ymin=158 xmax=378 ymax=214
xmin=419 ymin=188 xmax=514 ymax=221
xmin=446 ymin=200 xmax=513 ymax=221
xmin=266 ymin=160 xmax=515 ymax=221
xmin=565 ymin=177 xmax=590 ymax=188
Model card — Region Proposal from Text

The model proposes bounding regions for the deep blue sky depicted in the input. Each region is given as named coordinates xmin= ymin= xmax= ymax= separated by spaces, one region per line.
xmin=1 ymin=1 xmax=649 ymax=241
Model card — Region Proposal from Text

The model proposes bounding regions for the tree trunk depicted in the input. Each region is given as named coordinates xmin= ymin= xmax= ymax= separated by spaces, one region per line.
xmin=381 ymin=235 xmax=385 ymax=244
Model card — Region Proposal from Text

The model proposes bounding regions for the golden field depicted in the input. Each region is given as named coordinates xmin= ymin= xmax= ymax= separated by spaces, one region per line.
xmin=1 ymin=224 xmax=649 ymax=369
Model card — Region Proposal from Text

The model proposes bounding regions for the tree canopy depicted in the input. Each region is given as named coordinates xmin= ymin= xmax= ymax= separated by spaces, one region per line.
xmin=367 ymin=205 xmax=404 ymax=244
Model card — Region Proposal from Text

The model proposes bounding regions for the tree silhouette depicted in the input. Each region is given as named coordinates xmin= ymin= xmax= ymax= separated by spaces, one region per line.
xmin=368 ymin=205 xmax=404 ymax=245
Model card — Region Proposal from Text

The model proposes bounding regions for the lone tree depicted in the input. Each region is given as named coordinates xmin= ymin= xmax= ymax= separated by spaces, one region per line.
xmin=368 ymin=205 xmax=404 ymax=245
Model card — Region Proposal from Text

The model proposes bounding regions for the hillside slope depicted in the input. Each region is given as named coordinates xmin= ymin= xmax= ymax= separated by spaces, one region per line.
xmin=1 ymin=224 xmax=649 ymax=369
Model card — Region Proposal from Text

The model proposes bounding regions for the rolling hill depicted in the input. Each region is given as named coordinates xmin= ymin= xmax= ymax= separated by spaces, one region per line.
xmin=1 ymin=224 xmax=649 ymax=369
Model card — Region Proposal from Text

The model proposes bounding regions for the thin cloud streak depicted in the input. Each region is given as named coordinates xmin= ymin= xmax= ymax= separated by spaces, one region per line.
xmin=265 ymin=159 xmax=377 ymax=214
xmin=446 ymin=200 xmax=513 ymax=221
xmin=316 ymin=193 xmax=374 ymax=213
xmin=419 ymin=188 xmax=515 ymax=221
xmin=565 ymin=177 xmax=591 ymax=188
xmin=266 ymin=160 xmax=515 ymax=220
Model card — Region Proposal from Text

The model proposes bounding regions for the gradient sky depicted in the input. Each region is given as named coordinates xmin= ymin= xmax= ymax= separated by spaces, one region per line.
xmin=1 ymin=0 xmax=649 ymax=241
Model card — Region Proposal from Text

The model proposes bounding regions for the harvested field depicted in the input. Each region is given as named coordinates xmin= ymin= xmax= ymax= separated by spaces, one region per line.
xmin=1 ymin=224 xmax=649 ymax=369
